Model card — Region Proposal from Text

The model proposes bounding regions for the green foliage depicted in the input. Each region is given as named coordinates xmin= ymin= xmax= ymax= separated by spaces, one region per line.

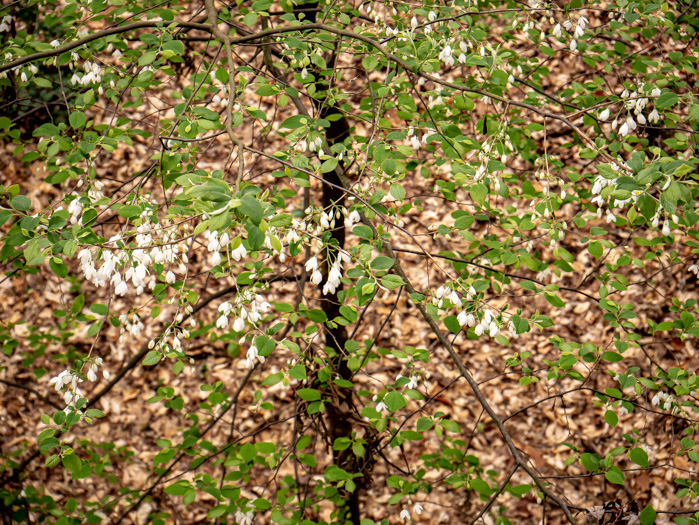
xmin=1 ymin=0 xmax=698 ymax=523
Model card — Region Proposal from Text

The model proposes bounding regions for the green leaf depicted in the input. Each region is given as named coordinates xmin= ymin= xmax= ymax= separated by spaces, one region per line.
xmin=580 ymin=452 xmax=600 ymax=472
xmin=507 ymin=484 xmax=532 ymax=497
xmin=49 ymin=257 xmax=68 ymax=278
xmin=142 ymin=351 xmax=161 ymax=366
xmin=262 ymin=372 xmax=283 ymax=385
xmin=246 ymin=223 xmax=265 ymax=250
xmin=384 ymin=391 xmax=407 ymax=413
xmin=604 ymin=409 xmax=618 ymax=427
xmin=164 ymin=481 xmax=191 ymax=495
xmin=138 ymin=51 xmax=158 ymax=66
xmin=69 ymin=111 xmax=87 ymax=129
xmin=444 ymin=315 xmax=461 ymax=334
xmin=470 ymin=184 xmax=488 ymax=205
xmin=629 ymin=447 xmax=649 ymax=468
xmin=296 ymin=435 xmax=312 ymax=450
xmin=389 ymin=183 xmax=406 ymax=201
xmin=362 ymin=55 xmax=378 ymax=71
xmin=62 ymin=453 xmax=82 ymax=474
xmin=72 ymin=294 xmax=85 ymax=315
xmin=269 ymin=213 xmax=292 ymax=227
xmin=601 ymin=351 xmax=623 ymax=363
xmin=353 ymin=224 xmax=373 ymax=239
xmin=544 ymin=293 xmax=565 ymax=308
xmin=381 ymin=274 xmax=405 ymax=290
xmin=588 ymin=241 xmax=603 ymax=259
xmin=10 ymin=195 xmax=31 ymax=211
xmin=320 ymin=158 xmax=338 ymax=173
xmin=469 ymin=478 xmax=493 ymax=496
xmin=307 ymin=309 xmax=327 ymax=323
xmin=655 ymin=92 xmax=678 ymax=109
xmin=163 ymin=40 xmax=185 ymax=55
xmin=33 ymin=123 xmax=60 ymax=137
xmin=604 ymin=466 xmax=624 ymax=485
xmin=639 ymin=505 xmax=656 ymax=525
xmin=370 ymin=256 xmax=394 ymax=270
xmin=297 ymin=388 xmax=321 ymax=401
xmin=440 ymin=419 xmax=461 ymax=433
xmin=280 ymin=115 xmax=308 ymax=129
xmin=240 ymin=196 xmax=263 ymax=225
xmin=118 ymin=205 xmax=142 ymax=219
xmin=90 ymin=303 xmax=108 ymax=316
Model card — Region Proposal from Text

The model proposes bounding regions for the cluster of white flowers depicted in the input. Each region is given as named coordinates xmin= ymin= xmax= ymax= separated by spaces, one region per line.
xmin=105 ymin=42 xmax=124 ymax=60
xmin=49 ymin=358 xmax=108 ymax=411
xmin=400 ymin=504 xmax=424 ymax=521
xmin=86 ymin=357 xmax=110 ymax=382
xmin=433 ymin=284 xmax=503 ymax=339
xmin=119 ymin=313 xmax=144 ymax=339
xmin=433 ymin=284 xmax=464 ymax=309
xmin=651 ymin=391 xmax=676 ymax=411
xmin=288 ymin=205 xmax=358 ymax=284
xmin=146 ymin=305 xmax=194 ymax=357
xmin=374 ymin=394 xmax=387 ymax=413
xmin=16 ymin=63 xmax=38 ymax=83
xmin=206 ymin=229 xmax=230 ymax=266
xmin=216 ymin=289 xmax=272 ymax=332
xmin=296 ymin=133 xmax=324 ymax=154
xmin=536 ymin=267 xmax=552 ymax=282
xmin=61 ymin=182 xmax=106 ymax=226
xmin=210 ymin=74 xmax=229 ymax=108
xmin=589 ymin=161 xmax=635 ymax=221
xmin=245 ymin=344 xmax=264 ymax=369
xmin=76 ymin=215 xmax=186 ymax=299
xmin=435 ymin=40 xmax=469 ymax=68
xmin=0 ymin=15 xmax=11 ymax=32
xmin=406 ymin=127 xmax=421 ymax=150
xmin=473 ymin=308 xmax=501 ymax=338
xmin=234 ymin=509 xmax=254 ymax=525
xmin=305 ymin=249 xmax=351 ymax=295
xmin=49 ymin=369 xmax=84 ymax=410
xmin=552 ymin=16 xmax=588 ymax=52
xmin=612 ymin=85 xmax=661 ymax=137
xmin=472 ymin=136 xmax=513 ymax=185
xmin=70 ymin=60 xmax=103 ymax=86
xmin=688 ymin=262 xmax=699 ymax=276
xmin=438 ymin=44 xmax=454 ymax=67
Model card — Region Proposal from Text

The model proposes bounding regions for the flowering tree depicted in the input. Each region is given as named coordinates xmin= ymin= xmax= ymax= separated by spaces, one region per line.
xmin=1 ymin=0 xmax=699 ymax=523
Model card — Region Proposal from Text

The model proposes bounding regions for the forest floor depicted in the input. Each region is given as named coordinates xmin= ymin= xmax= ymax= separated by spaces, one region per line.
xmin=2 ymin=4 xmax=699 ymax=525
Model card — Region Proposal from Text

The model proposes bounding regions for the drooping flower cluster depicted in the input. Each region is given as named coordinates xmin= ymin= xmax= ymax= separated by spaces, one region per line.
xmin=651 ymin=391 xmax=676 ymax=412
xmin=119 ymin=313 xmax=145 ymax=340
xmin=49 ymin=358 xmax=109 ymax=412
xmin=245 ymin=343 xmax=264 ymax=369
xmin=49 ymin=369 xmax=84 ymax=410
xmin=0 ymin=15 xmax=12 ymax=32
xmin=216 ymin=289 xmax=272 ymax=332
xmin=612 ymin=85 xmax=662 ymax=137
xmin=589 ymin=160 xmax=648 ymax=224
xmin=433 ymin=283 xmax=503 ymax=339
xmin=210 ymin=73 xmax=230 ymax=109
xmin=234 ymin=509 xmax=254 ymax=525
xmin=406 ymin=127 xmax=421 ymax=151
xmin=70 ymin=60 xmax=103 ymax=86
xmin=75 ymin=211 xmax=188 ymax=305
xmin=551 ymin=15 xmax=588 ymax=52
xmin=305 ymin=249 xmax=351 ymax=295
